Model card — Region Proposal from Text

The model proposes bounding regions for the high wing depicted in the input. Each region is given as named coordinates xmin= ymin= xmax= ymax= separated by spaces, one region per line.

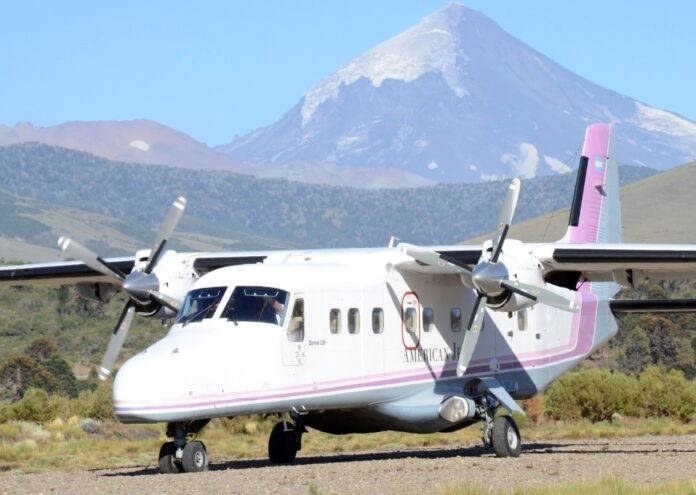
xmin=0 ymin=251 xmax=269 ymax=287
xmin=535 ymin=243 xmax=696 ymax=285
xmin=0 ymin=258 xmax=135 ymax=286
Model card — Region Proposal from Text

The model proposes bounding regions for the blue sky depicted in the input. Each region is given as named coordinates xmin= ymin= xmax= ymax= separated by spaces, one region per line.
xmin=2 ymin=1 xmax=695 ymax=145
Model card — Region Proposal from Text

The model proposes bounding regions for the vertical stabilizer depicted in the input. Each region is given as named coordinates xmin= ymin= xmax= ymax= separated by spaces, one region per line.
xmin=562 ymin=123 xmax=621 ymax=244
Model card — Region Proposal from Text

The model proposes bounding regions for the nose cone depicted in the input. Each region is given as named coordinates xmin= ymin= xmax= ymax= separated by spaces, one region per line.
xmin=112 ymin=328 xmax=230 ymax=423
xmin=112 ymin=353 xmax=167 ymax=423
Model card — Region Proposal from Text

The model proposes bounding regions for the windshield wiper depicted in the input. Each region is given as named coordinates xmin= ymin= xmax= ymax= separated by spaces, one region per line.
xmin=182 ymin=303 xmax=217 ymax=327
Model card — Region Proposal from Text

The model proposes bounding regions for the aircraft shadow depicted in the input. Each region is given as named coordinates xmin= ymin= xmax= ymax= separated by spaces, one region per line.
xmin=99 ymin=438 xmax=696 ymax=477
xmin=101 ymin=441 xmax=584 ymax=477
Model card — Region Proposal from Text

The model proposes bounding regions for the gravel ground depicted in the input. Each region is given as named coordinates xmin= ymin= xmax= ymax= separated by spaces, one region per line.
xmin=2 ymin=434 xmax=695 ymax=494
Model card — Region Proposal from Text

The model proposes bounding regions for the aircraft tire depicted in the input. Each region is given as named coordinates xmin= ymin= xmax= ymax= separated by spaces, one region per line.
xmin=268 ymin=422 xmax=298 ymax=463
xmin=158 ymin=441 xmax=182 ymax=474
xmin=181 ymin=441 xmax=209 ymax=472
xmin=491 ymin=415 xmax=521 ymax=458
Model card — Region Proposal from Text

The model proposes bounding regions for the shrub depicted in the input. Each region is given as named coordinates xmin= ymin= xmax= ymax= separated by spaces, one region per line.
xmin=638 ymin=366 xmax=696 ymax=422
xmin=74 ymin=383 xmax=114 ymax=421
xmin=1 ymin=388 xmax=59 ymax=423
xmin=545 ymin=369 xmax=639 ymax=422
xmin=519 ymin=396 xmax=545 ymax=425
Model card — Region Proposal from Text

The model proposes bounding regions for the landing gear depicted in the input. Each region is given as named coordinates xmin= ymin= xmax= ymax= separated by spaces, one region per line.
xmin=158 ymin=441 xmax=181 ymax=474
xmin=268 ymin=420 xmax=304 ymax=463
xmin=490 ymin=415 xmax=521 ymax=457
xmin=477 ymin=393 xmax=522 ymax=458
xmin=181 ymin=441 xmax=209 ymax=472
xmin=158 ymin=419 xmax=210 ymax=474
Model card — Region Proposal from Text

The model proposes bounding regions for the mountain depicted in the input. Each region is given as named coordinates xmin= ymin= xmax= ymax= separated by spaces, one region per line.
xmin=0 ymin=120 xmax=432 ymax=188
xmin=0 ymin=143 xmax=656 ymax=261
xmin=0 ymin=119 xmax=247 ymax=172
xmin=220 ymin=3 xmax=696 ymax=183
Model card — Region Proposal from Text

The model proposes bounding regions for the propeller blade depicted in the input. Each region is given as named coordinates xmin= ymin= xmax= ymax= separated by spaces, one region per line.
xmin=98 ymin=302 xmax=136 ymax=381
xmin=501 ymin=279 xmax=579 ymax=312
xmin=145 ymin=196 xmax=187 ymax=274
xmin=58 ymin=237 xmax=126 ymax=281
xmin=149 ymin=290 xmax=181 ymax=312
xmin=457 ymin=294 xmax=487 ymax=377
xmin=490 ymin=178 xmax=521 ymax=263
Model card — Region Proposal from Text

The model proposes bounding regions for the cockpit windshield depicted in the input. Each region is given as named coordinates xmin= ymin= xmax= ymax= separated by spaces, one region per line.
xmin=175 ymin=286 xmax=226 ymax=325
xmin=222 ymin=286 xmax=289 ymax=326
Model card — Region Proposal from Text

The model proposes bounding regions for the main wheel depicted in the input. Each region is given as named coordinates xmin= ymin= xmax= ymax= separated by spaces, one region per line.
xmin=491 ymin=415 xmax=521 ymax=457
xmin=181 ymin=441 xmax=209 ymax=472
xmin=268 ymin=422 xmax=299 ymax=463
xmin=158 ymin=441 xmax=181 ymax=474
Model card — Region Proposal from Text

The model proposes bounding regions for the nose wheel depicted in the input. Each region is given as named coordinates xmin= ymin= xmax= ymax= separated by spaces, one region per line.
xmin=158 ymin=420 xmax=210 ymax=474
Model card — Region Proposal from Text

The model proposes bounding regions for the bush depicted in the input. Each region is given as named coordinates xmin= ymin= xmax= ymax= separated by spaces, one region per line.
xmin=638 ymin=366 xmax=696 ymax=422
xmin=0 ymin=388 xmax=59 ymax=423
xmin=74 ymin=383 xmax=113 ymax=421
xmin=545 ymin=369 xmax=639 ymax=422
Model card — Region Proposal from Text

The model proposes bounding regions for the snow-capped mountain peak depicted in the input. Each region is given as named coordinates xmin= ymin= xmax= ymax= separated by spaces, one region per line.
xmin=301 ymin=3 xmax=471 ymax=125
xmin=221 ymin=3 xmax=696 ymax=183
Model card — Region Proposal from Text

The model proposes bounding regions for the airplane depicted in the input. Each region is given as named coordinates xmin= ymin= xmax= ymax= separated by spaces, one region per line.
xmin=3 ymin=122 xmax=696 ymax=473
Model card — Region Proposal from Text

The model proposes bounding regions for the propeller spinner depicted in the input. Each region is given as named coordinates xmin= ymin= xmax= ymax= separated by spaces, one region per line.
xmin=58 ymin=196 xmax=186 ymax=380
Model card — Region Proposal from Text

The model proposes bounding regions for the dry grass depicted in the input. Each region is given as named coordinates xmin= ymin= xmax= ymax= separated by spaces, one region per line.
xmin=0 ymin=414 xmax=695 ymax=475
xmin=439 ymin=477 xmax=696 ymax=495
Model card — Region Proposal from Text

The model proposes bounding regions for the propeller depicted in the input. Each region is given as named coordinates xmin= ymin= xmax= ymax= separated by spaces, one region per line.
xmin=58 ymin=196 xmax=187 ymax=380
xmin=399 ymin=178 xmax=579 ymax=377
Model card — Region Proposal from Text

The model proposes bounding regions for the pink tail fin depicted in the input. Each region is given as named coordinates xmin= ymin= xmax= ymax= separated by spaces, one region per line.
xmin=562 ymin=123 xmax=621 ymax=244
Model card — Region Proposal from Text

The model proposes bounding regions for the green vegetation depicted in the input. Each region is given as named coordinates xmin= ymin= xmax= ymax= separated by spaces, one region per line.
xmin=0 ymin=285 xmax=165 ymax=366
xmin=544 ymin=367 xmax=696 ymax=422
xmin=0 ymin=143 xmax=656 ymax=254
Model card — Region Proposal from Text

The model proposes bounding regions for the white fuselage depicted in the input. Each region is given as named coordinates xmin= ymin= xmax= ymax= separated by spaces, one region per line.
xmin=113 ymin=246 xmax=613 ymax=429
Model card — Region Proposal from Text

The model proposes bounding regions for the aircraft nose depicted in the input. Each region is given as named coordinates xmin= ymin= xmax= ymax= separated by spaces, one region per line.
xmin=112 ymin=351 xmax=183 ymax=422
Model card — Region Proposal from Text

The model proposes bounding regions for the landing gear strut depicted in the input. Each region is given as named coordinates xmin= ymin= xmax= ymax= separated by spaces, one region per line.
xmin=268 ymin=415 xmax=305 ymax=463
xmin=479 ymin=394 xmax=521 ymax=458
xmin=158 ymin=419 xmax=210 ymax=474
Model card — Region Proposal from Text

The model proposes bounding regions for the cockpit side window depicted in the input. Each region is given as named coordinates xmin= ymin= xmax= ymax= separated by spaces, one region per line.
xmin=175 ymin=286 xmax=226 ymax=325
xmin=222 ymin=286 xmax=289 ymax=326
xmin=287 ymin=298 xmax=304 ymax=342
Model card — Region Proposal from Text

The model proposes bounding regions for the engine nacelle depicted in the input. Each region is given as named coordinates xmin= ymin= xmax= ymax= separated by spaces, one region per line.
xmin=76 ymin=282 xmax=118 ymax=303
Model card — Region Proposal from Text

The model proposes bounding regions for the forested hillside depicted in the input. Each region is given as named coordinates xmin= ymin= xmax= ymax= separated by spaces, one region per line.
xmin=0 ymin=143 xmax=656 ymax=254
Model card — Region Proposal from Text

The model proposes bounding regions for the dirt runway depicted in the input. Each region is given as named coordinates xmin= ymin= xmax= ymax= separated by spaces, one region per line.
xmin=3 ymin=434 xmax=695 ymax=494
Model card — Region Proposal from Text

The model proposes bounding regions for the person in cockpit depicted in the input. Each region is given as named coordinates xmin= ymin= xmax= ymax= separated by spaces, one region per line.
xmin=261 ymin=297 xmax=284 ymax=324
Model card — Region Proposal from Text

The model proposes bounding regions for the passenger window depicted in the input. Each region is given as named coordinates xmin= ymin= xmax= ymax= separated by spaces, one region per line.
xmin=423 ymin=307 xmax=434 ymax=332
xmin=451 ymin=307 xmax=462 ymax=332
xmin=372 ymin=308 xmax=384 ymax=334
xmin=404 ymin=307 xmax=417 ymax=333
xmin=348 ymin=308 xmax=360 ymax=334
xmin=287 ymin=299 xmax=304 ymax=342
xmin=329 ymin=308 xmax=341 ymax=334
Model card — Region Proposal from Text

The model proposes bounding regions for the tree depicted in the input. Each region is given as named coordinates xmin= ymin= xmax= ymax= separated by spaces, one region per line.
xmin=618 ymin=324 xmax=651 ymax=375
xmin=0 ymin=355 xmax=60 ymax=401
